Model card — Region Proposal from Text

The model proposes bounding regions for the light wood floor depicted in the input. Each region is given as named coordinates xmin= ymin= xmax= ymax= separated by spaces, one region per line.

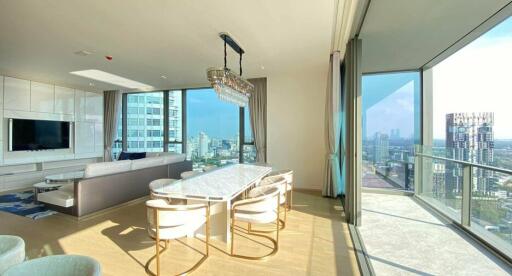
xmin=0 ymin=191 xmax=359 ymax=276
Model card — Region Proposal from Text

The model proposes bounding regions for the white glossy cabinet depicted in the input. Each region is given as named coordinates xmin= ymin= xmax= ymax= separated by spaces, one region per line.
xmin=75 ymin=121 xmax=95 ymax=154
xmin=55 ymin=86 xmax=75 ymax=115
xmin=4 ymin=77 xmax=30 ymax=111
xmin=85 ymin=92 xmax=103 ymax=123
xmin=94 ymin=122 xmax=104 ymax=154
xmin=30 ymin=82 xmax=55 ymax=113
xmin=75 ymin=90 xmax=86 ymax=122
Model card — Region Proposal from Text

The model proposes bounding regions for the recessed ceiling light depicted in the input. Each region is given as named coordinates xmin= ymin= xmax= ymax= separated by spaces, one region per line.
xmin=70 ymin=69 xmax=154 ymax=89
xmin=260 ymin=65 xmax=265 ymax=70
xmin=161 ymin=75 xmax=167 ymax=79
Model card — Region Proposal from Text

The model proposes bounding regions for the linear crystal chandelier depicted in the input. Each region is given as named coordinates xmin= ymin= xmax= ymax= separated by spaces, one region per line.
xmin=207 ymin=33 xmax=253 ymax=107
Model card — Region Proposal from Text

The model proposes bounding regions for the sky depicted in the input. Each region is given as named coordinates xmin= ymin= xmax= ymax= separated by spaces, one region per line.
xmin=363 ymin=72 xmax=420 ymax=140
xmin=187 ymin=88 xmax=245 ymax=139
xmin=432 ymin=16 xmax=512 ymax=139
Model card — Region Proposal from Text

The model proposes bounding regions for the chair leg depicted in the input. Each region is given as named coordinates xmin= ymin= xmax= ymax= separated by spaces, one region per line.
xmin=155 ymin=209 xmax=160 ymax=276
xmin=230 ymin=215 xmax=235 ymax=256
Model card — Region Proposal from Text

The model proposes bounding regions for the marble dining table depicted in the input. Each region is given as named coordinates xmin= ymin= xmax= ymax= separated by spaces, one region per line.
xmin=151 ymin=163 xmax=272 ymax=245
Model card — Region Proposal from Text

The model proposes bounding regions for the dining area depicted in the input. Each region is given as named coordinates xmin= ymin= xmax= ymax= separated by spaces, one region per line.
xmin=144 ymin=163 xmax=294 ymax=276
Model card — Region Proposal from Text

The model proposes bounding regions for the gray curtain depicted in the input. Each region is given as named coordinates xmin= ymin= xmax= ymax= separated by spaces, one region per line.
xmin=248 ymin=78 xmax=267 ymax=163
xmin=323 ymin=51 xmax=342 ymax=198
xmin=103 ymin=90 xmax=121 ymax=161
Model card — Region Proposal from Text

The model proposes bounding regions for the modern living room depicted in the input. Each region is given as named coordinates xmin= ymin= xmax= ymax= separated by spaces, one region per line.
xmin=3 ymin=1 xmax=512 ymax=276
xmin=0 ymin=1 xmax=359 ymax=275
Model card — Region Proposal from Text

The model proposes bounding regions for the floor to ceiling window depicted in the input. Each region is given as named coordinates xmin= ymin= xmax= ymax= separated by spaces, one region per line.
xmin=421 ymin=16 xmax=512 ymax=257
xmin=118 ymin=88 xmax=258 ymax=167
xmin=186 ymin=88 xmax=240 ymax=170
xmin=361 ymin=71 xmax=421 ymax=191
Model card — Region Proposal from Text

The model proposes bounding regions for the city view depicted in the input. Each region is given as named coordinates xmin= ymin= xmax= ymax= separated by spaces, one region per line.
xmin=113 ymin=89 xmax=256 ymax=170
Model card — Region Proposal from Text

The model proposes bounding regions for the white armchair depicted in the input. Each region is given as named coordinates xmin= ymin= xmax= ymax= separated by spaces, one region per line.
xmin=250 ymin=175 xmax=288 ymax=230
xmin=267 ymin=169 xmax=294 ymax=211
xmin=230 ymin=185 xmax=280 ymax=260
xmin=145 ymin=199 xmax=210 ymax=276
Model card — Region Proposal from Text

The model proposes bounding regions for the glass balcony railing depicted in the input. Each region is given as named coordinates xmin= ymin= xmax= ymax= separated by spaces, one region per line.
xmin=416 ymin=145 xmax=512 ymax=258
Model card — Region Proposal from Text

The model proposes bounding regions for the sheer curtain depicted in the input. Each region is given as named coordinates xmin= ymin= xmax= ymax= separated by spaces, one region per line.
xmin=323 ymin=51 xmax=343 ymax=198
xmin=103 ymin=90 xmax=121 ymax=161
xmin=248 ymin=78 xmax=267 ymax=163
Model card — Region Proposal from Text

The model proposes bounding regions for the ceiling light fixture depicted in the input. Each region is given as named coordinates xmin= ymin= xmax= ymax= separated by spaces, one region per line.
xmin=207 ymin=33 xmax=253 ymax=107
xmin=70 ymin=69 xmax=154 ymax=90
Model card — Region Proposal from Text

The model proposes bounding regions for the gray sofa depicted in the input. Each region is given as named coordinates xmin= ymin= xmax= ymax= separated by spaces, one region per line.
xmin=39 ymin=154 xmax=192 ymax=218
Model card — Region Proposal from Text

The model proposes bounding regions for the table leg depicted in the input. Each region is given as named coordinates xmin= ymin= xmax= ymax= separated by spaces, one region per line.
xmin=34 ymin=188 xmax=39 ymax=204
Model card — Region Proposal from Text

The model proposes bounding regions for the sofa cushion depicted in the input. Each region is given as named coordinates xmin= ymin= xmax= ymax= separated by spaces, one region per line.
xmin=84 ymin=160 xmax=132 ymax=178
xmin=118 ymin=151 xmax=146 ymax=160
xmin=163 ymin=153 xmax=186 ymax=164
xmin=131 ymin=157 xmax=165 ymax=170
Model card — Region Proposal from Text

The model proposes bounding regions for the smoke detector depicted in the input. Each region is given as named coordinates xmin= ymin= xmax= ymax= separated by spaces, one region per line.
xmin=74 ymin=50 xmax=93 ymax=56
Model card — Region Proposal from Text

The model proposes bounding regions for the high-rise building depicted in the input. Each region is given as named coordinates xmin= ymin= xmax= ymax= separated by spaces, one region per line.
xmin=445 ymin=112 xmax=496 ymax=195
xmin=373 ymin=132 xmax=390 ymax=165
xmin=198 ymin=132 xmax=210 ymax=157
xmin=390 ymin=128 xmax=401 ymax=140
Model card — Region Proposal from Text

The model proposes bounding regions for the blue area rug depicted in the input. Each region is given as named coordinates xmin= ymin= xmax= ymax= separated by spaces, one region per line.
xmin=0 ymin=190 xmax=57 ymax=219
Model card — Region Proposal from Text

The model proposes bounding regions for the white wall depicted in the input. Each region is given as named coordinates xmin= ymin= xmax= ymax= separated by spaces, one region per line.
xmin=267 ymin=68 xmax=328 ymax=190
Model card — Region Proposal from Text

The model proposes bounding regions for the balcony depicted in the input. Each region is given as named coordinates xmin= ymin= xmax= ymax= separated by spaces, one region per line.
xmin=359 ymin=147 xmax=512 ymax=274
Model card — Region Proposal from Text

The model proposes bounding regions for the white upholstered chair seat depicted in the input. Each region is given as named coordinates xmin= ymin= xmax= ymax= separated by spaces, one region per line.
xmin=234 ymin=210 xmax=278 ymax=224
xmin=230 ymin=186 xmax=281 ymax=258
xmin=268 ymin=169 xmax=293 ymax=191
xmin=147 ymin=217 xmax=206 ymax=240
xmin=253 ymin=176 xmax=287 ymax=205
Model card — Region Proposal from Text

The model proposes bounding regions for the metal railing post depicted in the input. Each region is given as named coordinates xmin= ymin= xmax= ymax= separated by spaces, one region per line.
xmin=414 ymin=154 xmax=421 ymax=194
xmin=462 ymin=164 xmax=472 ymax=226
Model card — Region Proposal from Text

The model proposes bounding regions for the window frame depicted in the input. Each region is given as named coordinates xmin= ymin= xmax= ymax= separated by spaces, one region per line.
xmin=119 ymin=88 xmax=252 ymax=162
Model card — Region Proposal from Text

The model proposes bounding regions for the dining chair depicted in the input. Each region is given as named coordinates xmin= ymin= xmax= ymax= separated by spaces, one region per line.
xmin=230 ymin=185 xmax=280 ymax=260
xmin=267 ymin=169 xmax=294 ymax=211
xmin=249 ymin=175 xmax=288 ymax=231
xmin=180 ymin=170 xmax=201 ymax=179
xmin=145 ymin=199 xmax=210 ymax=276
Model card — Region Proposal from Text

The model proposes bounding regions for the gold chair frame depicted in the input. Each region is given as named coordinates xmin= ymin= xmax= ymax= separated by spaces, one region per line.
xmin=145 ymin=203 xmax=210 ymax=276
xmin=230 ymin=189 xmax=280 ymax=260
xmin=248 ymin=177 xmax=288 ymax=234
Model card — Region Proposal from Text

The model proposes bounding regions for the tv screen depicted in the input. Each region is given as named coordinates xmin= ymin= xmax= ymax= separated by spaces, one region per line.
xmin=10 ymin=119 xmax=70 ymax=151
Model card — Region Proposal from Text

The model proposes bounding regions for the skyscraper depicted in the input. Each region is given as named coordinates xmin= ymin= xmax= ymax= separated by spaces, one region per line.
xmin=445 ymin=112 xmax=495 ymax=196
xmin=198 ymin=132 xmax=210 ymax=157
xmin=373 ymin=132 xmax=390 ymax=165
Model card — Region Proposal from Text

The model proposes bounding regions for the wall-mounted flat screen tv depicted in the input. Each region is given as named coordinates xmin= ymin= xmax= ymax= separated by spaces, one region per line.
xmin=9 ymin=119 xmax=70 ymax=151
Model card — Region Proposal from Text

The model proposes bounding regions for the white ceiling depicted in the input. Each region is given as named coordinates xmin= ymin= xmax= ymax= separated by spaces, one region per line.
xmin=0 ymin=0 xmax=335 ymax=92
xmin=359 ymin=0 xmax=511 ymax=73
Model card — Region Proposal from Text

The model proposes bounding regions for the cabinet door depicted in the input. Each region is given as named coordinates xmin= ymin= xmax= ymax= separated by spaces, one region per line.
xmin=30 ymin=82 xmax=55 ymax=113
xmin=85 ymin=92 xmax=103 ymax=123
xmin=75 ymin=90 xmax=86 ymax=121
xmin=55 ymin=86 xmax=75 ymax=114
xmin=4 ymin=77 xmax=30 ymax=111
xmin=75 ymin=121 xmax=95 ymax=153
